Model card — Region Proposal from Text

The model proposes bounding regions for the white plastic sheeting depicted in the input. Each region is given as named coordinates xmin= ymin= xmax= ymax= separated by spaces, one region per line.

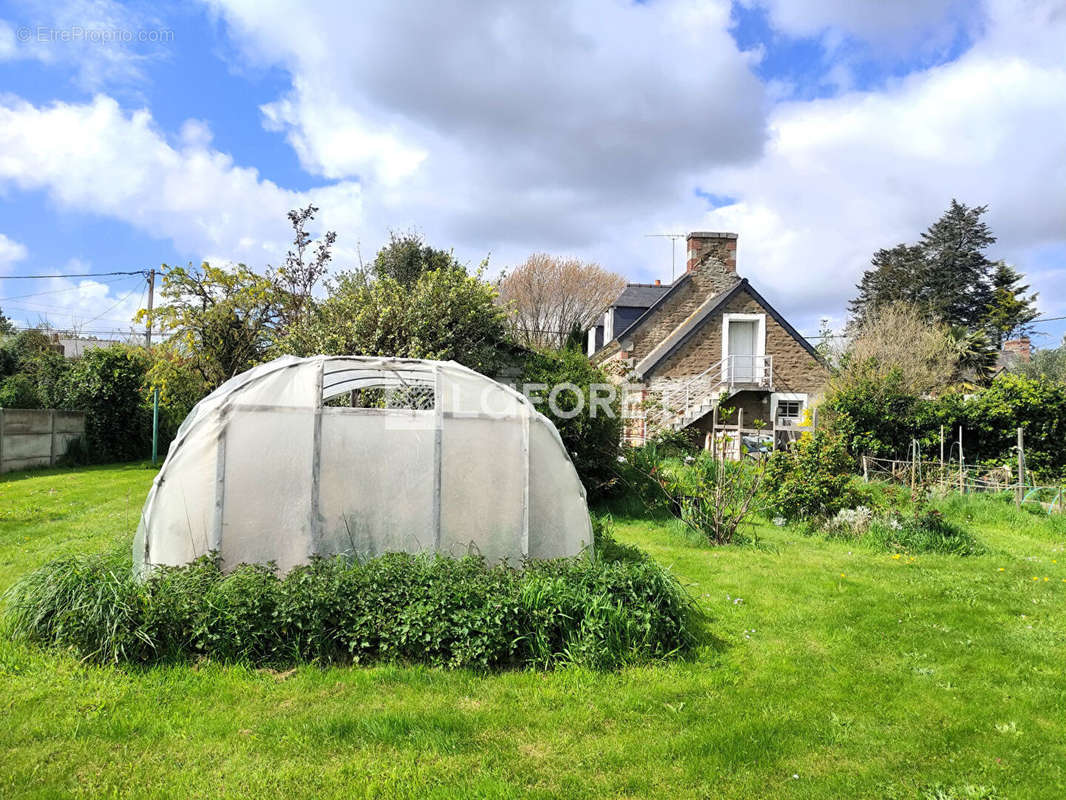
xmin=134 ymin=356 xmax=592 ymax=574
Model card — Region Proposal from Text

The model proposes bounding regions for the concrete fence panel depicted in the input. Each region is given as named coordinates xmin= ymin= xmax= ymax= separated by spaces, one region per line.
xmin=0 ymin=408 xmax=87 ymax=474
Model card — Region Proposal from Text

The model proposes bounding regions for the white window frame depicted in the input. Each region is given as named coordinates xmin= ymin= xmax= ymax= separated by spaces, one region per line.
xmin=721 ymin=313 xmax=766 ymax=382
xmin=603 ymin=310 xmax=614 ymax=343
xmin=771 ymin=392 xmax=808 ymax=427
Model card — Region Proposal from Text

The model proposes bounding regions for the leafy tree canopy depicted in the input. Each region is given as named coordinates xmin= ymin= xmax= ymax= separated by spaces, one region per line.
xmin=371 ymin=229 xmax=463 ymax=287
xmin=850 ymin=200 xmax=1038 ymax=343
xmin=281 ymin=264 xmax=512 ymax=375
xmin=136 ymin=262 xmax=284 ymax=388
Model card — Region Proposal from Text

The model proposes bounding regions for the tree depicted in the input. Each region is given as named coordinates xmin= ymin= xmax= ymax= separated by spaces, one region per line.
xmin=849 ymin=244 xmax=926 ymax=320
xmin=985 ymin=261 xmax=1039 ymax=347
xmin=945 ymin=326 xmax=998 ymax=386
xmin=850 ymin=200 xmax=1036 ymax=336
xmin=1012 ymin=344 xmax=1066 ymax=383
xmin=371 ymin=229 xmax=461 ymax=286
xmin=497 ymin=254 xmax=627 ymax=349
xmin=270 ymin=205 xmax=336 ymax=332
xmin=813 ymin=318 xmax=845 ymax=368
xmin=918 ymin=199 xmax=997 ymax=326
xmin=841 ymin=302 xmax=958 ymax=394
xmin=64 ymin=346 xmax=153 ymax=462
xmin=0 ymin=306 xmax=14 ymax=336
xmin=281 ymin=265 xmax=511 ymax=375
xmin=137 ymin=262 xmax=284 ymax=387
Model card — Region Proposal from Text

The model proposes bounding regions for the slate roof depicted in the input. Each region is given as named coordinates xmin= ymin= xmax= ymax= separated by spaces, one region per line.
xmin=614 ymin=283 xmax=672 ymax=308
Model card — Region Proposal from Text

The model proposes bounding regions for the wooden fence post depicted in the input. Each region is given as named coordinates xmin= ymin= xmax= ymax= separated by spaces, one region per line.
xmin=862 ymin=455 xmax=869 ymax=483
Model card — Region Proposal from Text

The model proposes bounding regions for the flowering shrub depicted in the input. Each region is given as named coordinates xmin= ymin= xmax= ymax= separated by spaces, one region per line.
xmin=826 ymin=505 xmax=874 ymax=537
xmin=867 ymin=508 xmax=984 ymax=556
xmin=762 ymin=429 xmax=856 ymax=521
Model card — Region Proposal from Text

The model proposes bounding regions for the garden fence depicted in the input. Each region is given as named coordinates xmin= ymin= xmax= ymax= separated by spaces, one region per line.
xmin=0 ymin=408 xmax=86 ymax=474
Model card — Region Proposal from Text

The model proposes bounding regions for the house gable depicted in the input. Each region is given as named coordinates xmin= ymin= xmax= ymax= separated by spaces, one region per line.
xmin=639 ymin=281 xmax=827 ymax=395
xmin=594 ymin=234 xmax=740 ymax=365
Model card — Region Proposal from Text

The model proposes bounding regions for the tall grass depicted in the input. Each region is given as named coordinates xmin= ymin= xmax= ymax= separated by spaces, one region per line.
xmin=3 ymin=541 xmax=700 ymax=670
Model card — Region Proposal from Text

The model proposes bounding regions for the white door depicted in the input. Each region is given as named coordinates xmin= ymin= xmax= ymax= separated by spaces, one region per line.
xmin=728 ymin=320 xmax=757 ymax=382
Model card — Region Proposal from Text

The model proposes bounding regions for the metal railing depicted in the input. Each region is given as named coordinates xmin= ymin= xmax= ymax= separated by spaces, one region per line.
xmin=659 ymin=355 xmax=773 ymax=428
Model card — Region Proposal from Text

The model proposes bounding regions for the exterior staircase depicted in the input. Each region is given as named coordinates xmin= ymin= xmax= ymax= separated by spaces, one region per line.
xmin=659 ymin=355 xmax=773 ymax=431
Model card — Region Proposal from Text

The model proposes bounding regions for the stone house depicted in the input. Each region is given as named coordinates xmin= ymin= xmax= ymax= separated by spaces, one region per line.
xmin=588 ymin=231 xmax=828 ymax=450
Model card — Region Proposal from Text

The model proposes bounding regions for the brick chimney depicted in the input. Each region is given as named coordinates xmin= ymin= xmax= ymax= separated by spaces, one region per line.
xmin=1002 ymin=336 xmax=1032 ymax=363
xmin=686 ymin=232 xmax=737 ymax=274
xmin=653 ymin=279 xmax=661 ymax=286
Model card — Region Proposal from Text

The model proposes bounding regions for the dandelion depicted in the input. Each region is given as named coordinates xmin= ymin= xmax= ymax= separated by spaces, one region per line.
xmin=892 ymin=554 xmax=901 ymax=560
xmin=1044 ymin=577 xmax=1049 ymax=582
xmin=998 ymin=568 xmax=1005 ymax=571
xmin=840 ymin=573 xmax=846 ymax=578
xmin=1033 ymin=577 xmax=1039 ymax=581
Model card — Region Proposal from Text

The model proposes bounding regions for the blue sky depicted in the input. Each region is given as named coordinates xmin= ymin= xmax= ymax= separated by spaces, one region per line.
xmin=0 ymin=0 xmax=1063 ymax=346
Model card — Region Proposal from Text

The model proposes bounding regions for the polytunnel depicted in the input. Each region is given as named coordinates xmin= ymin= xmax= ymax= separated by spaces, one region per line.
xmin=135 ymin=355 xmax=593 ymax=574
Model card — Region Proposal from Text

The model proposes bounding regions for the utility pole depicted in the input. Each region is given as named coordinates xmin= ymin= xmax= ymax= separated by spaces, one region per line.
xmin=145 ymin=268 xmax=155 ymax=350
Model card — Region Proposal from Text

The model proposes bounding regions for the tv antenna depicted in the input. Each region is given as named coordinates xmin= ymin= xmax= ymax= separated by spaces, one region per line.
xmin=645 ymin=233 xmax=685 ymax=281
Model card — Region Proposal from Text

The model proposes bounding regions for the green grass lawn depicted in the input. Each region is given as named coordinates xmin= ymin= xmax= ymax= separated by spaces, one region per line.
xmin=2 ymin=465 xmax=1065 ymax=799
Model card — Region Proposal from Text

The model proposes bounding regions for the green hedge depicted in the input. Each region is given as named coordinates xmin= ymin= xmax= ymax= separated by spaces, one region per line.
xmin=4 ymin=548 xmax=699 ymax=671
xmin=824 ymin=372 xmax=1066 ymax=477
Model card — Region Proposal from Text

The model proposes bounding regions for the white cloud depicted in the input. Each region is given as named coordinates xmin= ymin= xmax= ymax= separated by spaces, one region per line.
xmin=0 ymin=0 xmax=173 ymax=91
xmin=0 ymin=274 xmax=146 ymax=332
xmin=0 ymin=233 xmax=28 ymax=274
xmin=0 ymin=95 xmax=362 ymax=268
xmin=205 ymin=0 xmax=767 ymax=257
xmin=695 ymin=12 xmax=1066 ymax=331
xmin=195 ymin=0 xmax=1066 ymax=339
xmin=4 ymin=0 xmax=1066 ymax=345
xmin=0 ymin=21 xmax=15 ymax=59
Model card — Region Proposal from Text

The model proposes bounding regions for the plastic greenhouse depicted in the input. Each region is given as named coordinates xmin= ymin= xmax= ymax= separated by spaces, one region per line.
xmin=135 ymin=355 xmax=593 ymax=574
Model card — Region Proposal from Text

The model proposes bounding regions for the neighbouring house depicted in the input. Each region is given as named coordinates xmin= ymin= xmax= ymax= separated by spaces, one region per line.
xmin=589 ymin=231 xmax=828 ymax=451
xmin=996 ymin=335 xmax=1032 ymax=373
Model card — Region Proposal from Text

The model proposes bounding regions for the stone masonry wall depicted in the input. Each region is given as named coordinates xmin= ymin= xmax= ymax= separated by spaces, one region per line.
xmin=652 ymin=289 xmax=827 ymax=396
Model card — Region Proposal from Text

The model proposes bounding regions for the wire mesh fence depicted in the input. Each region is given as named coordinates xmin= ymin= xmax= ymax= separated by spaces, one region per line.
xmin=862 ymin=454 xmax=1065 ymax=513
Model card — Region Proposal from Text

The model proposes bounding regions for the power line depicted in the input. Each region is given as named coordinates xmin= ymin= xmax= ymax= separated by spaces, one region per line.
xmin=0 ymin=269 xmax=147 ymax=280
xmin=802 ymin=313 xmax=1066 ymax=339
xmin=0 ymin=274 xmax=144 ymax=303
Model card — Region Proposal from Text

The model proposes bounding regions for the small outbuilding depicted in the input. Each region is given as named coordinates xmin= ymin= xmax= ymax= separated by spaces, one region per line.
xmin=135 ymin=356 xmax=592 ymax=574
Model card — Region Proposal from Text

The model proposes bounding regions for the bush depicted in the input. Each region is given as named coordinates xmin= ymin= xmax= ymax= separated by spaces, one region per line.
xmin=518 ymin=347 xmax=621 ymax=498
xmin=63 ymin=346 xmax=153 ymax=462
xmin=650 ymin=451 xmax=766 ymax=545
xmin=823 ymin=371 xmax=1066 ymax=479
xmin=5 ymin=545 xmax=700 ymax=670
xmin=867 ymin=508 xmax=985 ymax=556
xmin=763 ymin=429 xmax=856 ymax=520
xmin=0 ymin=373 xmax=43 ymax=408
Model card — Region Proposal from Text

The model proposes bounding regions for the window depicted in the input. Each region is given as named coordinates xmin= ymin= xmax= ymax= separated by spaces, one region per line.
xmin=776 ymin=400 xmax=802 ymax=421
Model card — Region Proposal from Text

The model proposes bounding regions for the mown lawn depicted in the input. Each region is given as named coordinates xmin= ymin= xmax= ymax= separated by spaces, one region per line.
xmin=1 ymin=464 xmax=1065 ymax=799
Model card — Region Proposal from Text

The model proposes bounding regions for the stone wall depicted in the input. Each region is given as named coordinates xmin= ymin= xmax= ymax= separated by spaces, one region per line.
xmin=651 ymin=289 xmax=827 ymax=396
